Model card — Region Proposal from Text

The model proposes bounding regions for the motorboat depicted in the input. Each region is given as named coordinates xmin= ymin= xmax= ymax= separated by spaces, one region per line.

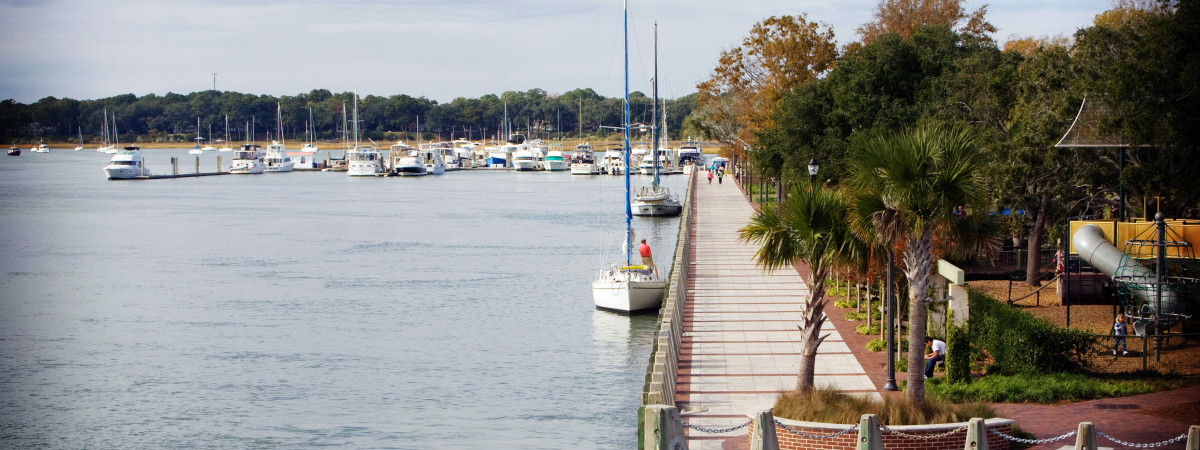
xmin=391 ymin=150 xmax=428 ymax=176
xmin=544 ymin=147 xmax=568 ymax=171
xmin=419 ymin=144 xmax=447 ymax=175
xmin=570 ymin=142 xmax=597 ymax=175
xmin=32 ymin=143 xmax=49 ymax=153
xmin=9 ymin=145 xmax=21 ymax=156
xmin=263 ymin=141 xmax=294 ymax=172
xmin=593 ymin=7 xmax=665 ymax=313
xmin=512 ymin=147 xmax=538 ymax=171
xmin=229 ymin=144 xmax=265 ymax=174
xmin=347 ymin=146 xmax=385 ymax=176
xmin=104 ymin=146 xmax=151 ymax=179
xmin=637 ymin=153 xmax=665 ymax=175
xmin=601 ymin=145 xmax=624 ymax=175
xmin=678 ymin=139 xmax=702 ymax=167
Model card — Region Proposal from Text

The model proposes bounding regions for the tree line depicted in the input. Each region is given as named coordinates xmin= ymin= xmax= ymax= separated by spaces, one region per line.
xmin=0 ymin=88 xmax=698 ymax=145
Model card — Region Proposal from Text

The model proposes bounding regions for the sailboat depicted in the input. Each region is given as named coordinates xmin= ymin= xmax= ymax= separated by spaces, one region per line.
xmin=346 ymin=92 xmax=384 ymax=176
xmin=97 ymin=109 xmax=114 ymax=153
xmin=190 ymin=117 xmax=204 ymax=154
xmin=218 ymin=115 xmax=233 ymax=152
xmin=631 ymin=23 xmax=682 ymax=218
xmin=301 ymin=107 xmax=319 ymax=152
xmin=202 ymin=124 xmax=217 ymax=151
xmin=105 ymin=113 xmax=120 ymax=154
xmin=592 ymin=1 xmax=666 ymax=313
xmin=263 ymin=103 xmax=294 ymax=172
xmin=74 ymin=126 xmax=84 ymax=151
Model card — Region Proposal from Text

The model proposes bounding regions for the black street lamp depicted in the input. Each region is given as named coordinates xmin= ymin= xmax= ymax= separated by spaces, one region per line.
xmin=807 ymin=158 xmax=820 ymax=184
xmin=884 ymin=251 xmax=899 ymax=391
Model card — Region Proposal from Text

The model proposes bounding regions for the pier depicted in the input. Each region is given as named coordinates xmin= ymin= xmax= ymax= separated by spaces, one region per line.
xmin=666 ymin=172 xmax=877 ymax=449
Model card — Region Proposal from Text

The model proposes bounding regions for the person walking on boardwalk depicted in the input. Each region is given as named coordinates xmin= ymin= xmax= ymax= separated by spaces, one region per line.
xmin=707 ymin=169 xmax=713 ymax=184
xmin=924 ymin=336 xmax=946 ymax=379
xmin=717 ymin=168 xmax=723 ymax=184
xmin=1113 ymin=314 xmax=1128 ymax=356
xmin=638 ymin=238 xmax=654 ymax=272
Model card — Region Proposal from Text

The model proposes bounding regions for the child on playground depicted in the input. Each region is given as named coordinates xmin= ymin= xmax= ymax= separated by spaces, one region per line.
xmin=1113 ymin=314 xmax=1128 ymax=356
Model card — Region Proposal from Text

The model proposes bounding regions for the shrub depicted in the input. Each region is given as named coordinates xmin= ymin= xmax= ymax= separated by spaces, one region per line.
xmin=926 ymin=373 xmax=1175 ymax=403
xmin=866 ymin=338 xmax=908 ymax=353
xmin=968 ymin=288 xmax=1097 ymax=374
xmin=856 ymin=323 xmax=881 ymax=335
xmin=834 ymin=299 xmax=856 ymax=309
xmin=773 ymin=387 xmax=995 ymax=425
xmin=946 ymin=325 xmax=970 ymax=383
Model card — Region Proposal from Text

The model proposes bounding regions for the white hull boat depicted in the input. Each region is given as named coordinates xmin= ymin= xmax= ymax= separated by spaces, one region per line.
xmin=263 ymin=141 xmax=294 ymax=172
xmin=593 ymin=265 xmax=667 ymax=312
xmin=104 ymin=146 xmax=151 ymax=179
xmin=230 ymin=144 xmax=265 ymax=174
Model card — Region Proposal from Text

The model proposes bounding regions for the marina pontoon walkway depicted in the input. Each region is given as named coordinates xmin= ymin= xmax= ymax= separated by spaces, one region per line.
xmin=676 ymin=175 xmax=879 ymax=450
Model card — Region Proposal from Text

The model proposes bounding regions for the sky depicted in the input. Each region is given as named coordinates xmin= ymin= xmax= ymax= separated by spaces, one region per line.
xmin=0 ymin=0 xmax=1109 ymax=104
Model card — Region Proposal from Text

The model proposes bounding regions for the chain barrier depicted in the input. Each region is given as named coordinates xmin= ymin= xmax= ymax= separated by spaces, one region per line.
xmin=773 ymin=419 xmax=858 ymax=439
xmin=880 ymin=424 xmax=967 ymax=440
xmin=1097 ymin=429 xmax=1189 ymax=448
xmin=671 ymin=412 xmax=751 ymax=434
xmin=988 ymin=427 xmax=1077 ymax=445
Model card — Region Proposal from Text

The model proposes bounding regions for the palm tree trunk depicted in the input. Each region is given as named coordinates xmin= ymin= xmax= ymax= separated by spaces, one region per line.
xmin=902 ymin=231 xmax=934 ymax=410
xmin=796 ymin=273 xmax=830 ymax=392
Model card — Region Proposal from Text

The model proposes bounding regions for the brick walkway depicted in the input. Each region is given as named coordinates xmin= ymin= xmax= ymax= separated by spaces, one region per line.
xmin=674 ymin=175 xmax=878 ymax=450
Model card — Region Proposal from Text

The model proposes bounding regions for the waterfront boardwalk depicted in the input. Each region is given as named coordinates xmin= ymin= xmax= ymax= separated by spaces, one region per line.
xmin=676 ymin=175 xmax=879 ymax=449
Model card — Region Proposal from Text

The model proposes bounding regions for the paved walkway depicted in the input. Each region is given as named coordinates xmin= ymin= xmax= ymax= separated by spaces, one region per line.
xmin=675 ymin=175 xmax=878 ymax=450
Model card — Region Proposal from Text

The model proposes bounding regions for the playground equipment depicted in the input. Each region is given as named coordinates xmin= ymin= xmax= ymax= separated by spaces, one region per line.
xmin=1072 ymin=218 xmax=1199 ymax=332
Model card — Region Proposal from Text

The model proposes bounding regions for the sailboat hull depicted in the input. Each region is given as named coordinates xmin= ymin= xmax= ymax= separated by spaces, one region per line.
xmin=592 ymin=268 xmax=665 ymax=312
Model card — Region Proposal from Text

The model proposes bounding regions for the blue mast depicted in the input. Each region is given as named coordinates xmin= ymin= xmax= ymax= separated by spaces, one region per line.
xmin=623 ymin=0 xmax=632 ymax=265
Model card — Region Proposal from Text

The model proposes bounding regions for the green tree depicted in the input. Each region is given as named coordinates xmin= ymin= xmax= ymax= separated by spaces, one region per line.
xmin=739 ymin=185 xmax=864 ymax=392
xmin=847 ymin=125 xmax=986 ymax=409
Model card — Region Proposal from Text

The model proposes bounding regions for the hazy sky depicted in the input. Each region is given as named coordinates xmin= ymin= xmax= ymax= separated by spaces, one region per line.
xmin=0 ymin=0 xmax=1107 ymax=104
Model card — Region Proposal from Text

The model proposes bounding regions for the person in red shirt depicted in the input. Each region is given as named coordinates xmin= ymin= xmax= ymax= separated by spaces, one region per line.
xmin=639 ymin=239 xmax=654 ymax=271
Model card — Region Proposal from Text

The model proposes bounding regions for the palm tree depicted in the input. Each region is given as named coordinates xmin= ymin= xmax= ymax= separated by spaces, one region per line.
xmin=847 ymin=125 xmax=986 ymax=409
xmin=739 ymin=184 xmax=864 ymax=392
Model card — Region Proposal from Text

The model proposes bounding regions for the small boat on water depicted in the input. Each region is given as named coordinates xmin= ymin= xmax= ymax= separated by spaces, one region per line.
xmin=544 ymin=146 xmax=569 ymax=171
xmin=104 ymin=146 xmax=151 ymax=179
xmin=570 ymin=142 xmax=598 ymax=175
xmin=631 ymin=25 xmax=682 ymax=218
xmin=512 ymin=147 xmax=538 ymax=171
xmin=263 ymin=141 xmax=294 ymax=172
xmin=74 ymin=127 xmax=84 ymax=151
xmin=391 ymin=149 xmax=428 ymax=176
xmin=229 ymin=144 xmax=265 ymax=174
xmin=601 ymin=145 xmax=624 ymax=175
xmin=486 ymin=147 xmax=509 ymax=168
xmin=8 ymin=145 xmax=21 ymax=156
xmin=32 ymin=142 xmax=49 ymax=153
xmin=346 ymin=93 xmax=385 ymax=177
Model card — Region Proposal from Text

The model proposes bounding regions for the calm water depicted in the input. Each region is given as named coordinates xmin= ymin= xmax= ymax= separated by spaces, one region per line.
xmin=0 ymin=148 xmax=686 ymax=448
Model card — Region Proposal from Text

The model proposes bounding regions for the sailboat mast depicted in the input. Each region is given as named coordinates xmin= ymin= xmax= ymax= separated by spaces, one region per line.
xmin=353 ymin=92 xmax=359 ymax=149
xmin=623 ymin=0 xmax=632 ymax=265
xmin=651 ymin=21 xmax=660 ymax=187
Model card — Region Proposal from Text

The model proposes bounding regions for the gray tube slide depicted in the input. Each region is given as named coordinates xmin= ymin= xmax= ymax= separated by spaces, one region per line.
xmin=1073 ymin=224 xmax=1181 ymax=319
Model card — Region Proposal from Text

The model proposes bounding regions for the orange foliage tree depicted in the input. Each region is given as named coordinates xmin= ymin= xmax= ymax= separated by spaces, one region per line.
xmin=856 ymin=0 xmax=996 ymax=44
xmin=693 ymin=14 xmax=837 ymax=151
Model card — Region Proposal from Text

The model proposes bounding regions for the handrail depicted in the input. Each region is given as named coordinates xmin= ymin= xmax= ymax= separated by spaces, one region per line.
xmin=642 ymin=167 xmax=696 ymax=407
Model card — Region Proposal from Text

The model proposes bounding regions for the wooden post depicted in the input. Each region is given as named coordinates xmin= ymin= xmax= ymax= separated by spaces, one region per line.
xmin=195 ymin=155 xmax=200 ymax=173
xmin=749 ymin=410 xmax=777 ymax=450
xmin=217 ymin=155 xmax=223 ymax=172
xmin=856 ymin=414 xmax=882 ymax=450
xmin=963 ymin=418 xmax=987 ymax=450
xmin=642 ymin=405 xmax=686 ymax=450
xmin=171 ymin=156 xmax=178 ymax=175
xmin=1074 ymin=422 xmax=1097 ymax=450
xmin=1186 ymin=425 xmax=1199 ymax=450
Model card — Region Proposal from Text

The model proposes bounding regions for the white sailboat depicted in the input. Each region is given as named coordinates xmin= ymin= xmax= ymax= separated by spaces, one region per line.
xmin=264 ymin=104 xmax=294 ymax=172
xmin=593 ymin=2 xmax=666 ymax=313
xmin=190 ymin=117 xmax=204 ymax=154
xmin=202 ymin=124 xmax=217 ymax=151
xmin=219 ymin=116 xmax=234 ymax=152
xmin=74 ymin=127 xmax=84 ymax=151
xmin=97 ymin=108 xmax=115 ymax=153
xmin=631 ymin=24 xmax=682 ymax=218
xmin=301 ymin=107 xmax=319 ymax=152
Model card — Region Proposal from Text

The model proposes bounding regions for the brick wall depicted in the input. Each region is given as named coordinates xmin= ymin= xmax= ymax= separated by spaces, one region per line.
xmin=749 ymin=418 xmax=1013 ymax=450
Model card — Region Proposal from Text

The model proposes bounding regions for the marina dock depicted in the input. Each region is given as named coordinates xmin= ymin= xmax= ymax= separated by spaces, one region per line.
xmin=674 ymin=174 xmax=878 ymax=449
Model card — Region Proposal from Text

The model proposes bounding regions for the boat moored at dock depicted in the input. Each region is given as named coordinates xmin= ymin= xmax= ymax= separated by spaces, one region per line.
xmin=104 ymin=146 xmax=151 ymax=179
xmin=263 ymin=141 xmax=295 ymax=172
xmin=570 ymin=142 xmax=597 ymax=175
xmin=229 ymin=144 xmax=265 ymax=174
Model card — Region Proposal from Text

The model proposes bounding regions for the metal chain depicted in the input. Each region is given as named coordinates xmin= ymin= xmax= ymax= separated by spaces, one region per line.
xmin=671 ymin=412 xmax=751 ymax=434
xmin=773 ymin=419 xmax=858 ymax=439
xmin=880 ymin=424 xmax=967 ymax=440
xmin=988 ymin=427 xmax=1077 ymax=445
xmin=1097 ymin=429 xmax=1189 ymax=448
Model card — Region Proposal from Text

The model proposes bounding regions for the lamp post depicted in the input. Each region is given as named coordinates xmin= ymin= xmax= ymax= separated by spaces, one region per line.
xmin=807 ymin=158 xmax=820 ymax=185
xmin=883 ymin=251 xmax=899 ymax=391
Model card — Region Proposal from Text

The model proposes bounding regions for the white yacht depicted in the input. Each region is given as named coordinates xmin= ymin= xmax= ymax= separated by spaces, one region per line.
xmin=544 ymin=148 xmax=568 ymax=171
xmin=637 ymin=153 xmax=665 ymax=175
xmin=347 ymin=146 xmax=385 ymax=176
xmin=601 ymin=146 xmax=624 ymax=175
xmin=678 ymin=139 xmax=702 ymax=167
xmin=570 ymin=142 xmax=598 ymax=175
xmin=263 ymin=141 xmax=294 ymax=172
xmin=32 ymin=143 xmax=49 ymax=153
xmin=391 ymin=149 xmax=427 ymax=176
xmin=230 ymin=144 xmax=265 ymax=174
xmin=419 ymin=145 xmax=447 ymax=175
xmin=512 ymin=147 xmax=538 ymax=171
xmin=104 ymin=146 xmax=151 ymax=179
